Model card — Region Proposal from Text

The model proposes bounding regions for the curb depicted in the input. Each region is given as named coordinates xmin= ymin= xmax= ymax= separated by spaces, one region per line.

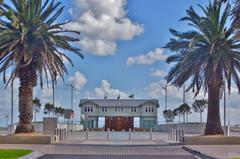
xmin=182 ymin=146 xmax=217 ymax=159
xmin=18 ymin=145 xmax=53 ymax=159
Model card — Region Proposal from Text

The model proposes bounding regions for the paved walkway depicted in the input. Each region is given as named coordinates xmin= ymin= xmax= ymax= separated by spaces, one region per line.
xmin=185 ymin=145 xmax=240 ymax=159
xmin=39 ymin=145 xmax=196 ymax=159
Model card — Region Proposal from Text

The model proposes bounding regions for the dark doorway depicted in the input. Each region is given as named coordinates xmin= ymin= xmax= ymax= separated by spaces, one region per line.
xmin=105 ymin=116 xmax=133 ymax=131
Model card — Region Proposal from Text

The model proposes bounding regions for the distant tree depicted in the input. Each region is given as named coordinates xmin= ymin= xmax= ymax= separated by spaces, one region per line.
xmin=163 ymin=109 xmax=175 ymax=123
xmin=44 ymin=103 xmax=54 ymax=117
xmin=192 ymin=99 xmax=208 ymax=123
xmin=173 ymin=108 xmax=181 ymax=123
xmin=33 ymin=98 xmax=41 ymax=122
xmin=54 ymin=106 xmax=65 ymax=121
xmin=178 ymin=103 xmax=191 ymax=123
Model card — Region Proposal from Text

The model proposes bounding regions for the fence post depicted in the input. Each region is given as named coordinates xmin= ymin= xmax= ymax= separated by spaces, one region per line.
xmin=176 ymin=129 xmax=179 ymax=142
xmin=129 ymin=128 xmax=131 ymax=141
xmin=107 ymin=128 xmax=110 ymax=141
xmin=172 ymin=129 xmax=176 ymax=141
xmin=86 ymin=128 xmax=89 ymax=140
xmin=150 ymin=128 xmax=152 ymax=140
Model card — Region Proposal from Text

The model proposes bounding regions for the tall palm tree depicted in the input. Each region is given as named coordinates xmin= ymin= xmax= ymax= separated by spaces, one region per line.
xmin=33 ymin=97 xmax=41 ymax=122
xmin=164 ymin=1 xmax=240 ymax=135
xmin=232 ymin=0 xmax=240 ymax=29
xmin=0 ymin=0 xmax=83 ymax=133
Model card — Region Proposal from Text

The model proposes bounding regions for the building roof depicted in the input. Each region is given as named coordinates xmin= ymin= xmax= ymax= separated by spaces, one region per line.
xmin=79 ymin=99 xmax=159 ymax=107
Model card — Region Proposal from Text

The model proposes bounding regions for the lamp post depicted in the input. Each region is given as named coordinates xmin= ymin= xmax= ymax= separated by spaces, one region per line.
xmin=183 ymin=83 xmax=186 ymax=103
xmin=66 ymin=84 xmax=75 ymax=131
xmin=223 ymin=82 xmax=227 ymax=127
xmin=162 ymin=84 xmax=171 ymax=110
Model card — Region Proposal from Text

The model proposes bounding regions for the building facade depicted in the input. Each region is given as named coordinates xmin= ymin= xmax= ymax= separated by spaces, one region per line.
xmin=79 ymin=99 xmax=159 ymax=131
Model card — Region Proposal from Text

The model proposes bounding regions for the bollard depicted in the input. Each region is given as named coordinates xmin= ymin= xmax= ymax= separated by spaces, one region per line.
xmin=129 ymin=128 xmax=132 ymax=141
xmin=172 ymin=129 xmax=176 ymax=141
xmin=176 ymin=129 xmax=179 ymax=142
xmin=107 ymin=128 xmax=110 ymax=141
xmin=150 ymin=128 xmax=152 ymax=140
xmin=86 ymin=128 xmax=89 ymax=140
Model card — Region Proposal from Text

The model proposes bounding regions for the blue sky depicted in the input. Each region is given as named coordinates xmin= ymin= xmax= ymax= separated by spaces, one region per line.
xmin=1 ymin=0 xmax=240 ymax=127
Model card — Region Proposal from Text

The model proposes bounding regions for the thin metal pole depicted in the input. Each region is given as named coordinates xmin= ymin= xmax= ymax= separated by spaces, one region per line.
xmin=52 ymin=80 xmax=55 ymax=106
xmin=11 ymin=71 xmax=14 ymax=134
xmin=183 ymin=84 xmax=185 ymax=103
xmin=223 ymin=82 xmax=226 ymax=127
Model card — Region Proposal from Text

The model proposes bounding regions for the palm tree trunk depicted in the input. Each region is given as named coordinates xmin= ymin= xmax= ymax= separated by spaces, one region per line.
xmin=15 ymin=64 xmax=37 ymax=133
xmin=205 ymin=85 xmax=224 ymax=135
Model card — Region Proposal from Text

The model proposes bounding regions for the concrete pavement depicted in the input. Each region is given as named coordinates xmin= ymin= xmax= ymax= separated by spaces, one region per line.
xmin=185 ymin=145 xmax=240 ymax=159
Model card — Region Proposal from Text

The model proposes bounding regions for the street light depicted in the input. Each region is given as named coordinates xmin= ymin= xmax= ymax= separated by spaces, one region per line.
xmin=66 ymin=84 xmax=76 ymax=132
xmin=66 ymin=84 xmax=75 ymax=110
xmin=183 ymin=83 xmax=186 ymax=104
xmin=162 ymin=83 xmax=171 ymax=110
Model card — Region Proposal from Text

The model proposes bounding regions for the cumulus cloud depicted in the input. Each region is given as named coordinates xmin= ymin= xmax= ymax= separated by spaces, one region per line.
xmin=65 ymin=0 xmax=144 ymax=56
xmin=68 ymin=71 xmax=87 ymax=89
xmin=85 ymin=80 xmax=128 ymax=98
xmin=150 ymin=69 xmax=167 ymax=78
xmin=126 ymin=48 xmax=167 ymax=66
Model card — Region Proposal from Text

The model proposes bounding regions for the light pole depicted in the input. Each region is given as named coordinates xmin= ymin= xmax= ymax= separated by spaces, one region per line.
xmin=162 ymin=84 xmax=171 ymax=110
xmin=223 ymin=82 xmax=227 ymax=127
xmin=66 ymin=84 xmax=75 ymax=131
xmin=10 ymin=65 xmax=14 ymax=134
xmin=183 ymin=83 xmax=186 ymax=103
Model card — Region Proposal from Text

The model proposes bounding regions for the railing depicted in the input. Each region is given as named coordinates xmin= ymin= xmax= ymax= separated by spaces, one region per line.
xmin=54 ymin=128 xmax=68 ymax=141
xmin=83 ymin=128 xmax=153 ymax=141
xmin=168 ymin=129 xmax=184 ymax=142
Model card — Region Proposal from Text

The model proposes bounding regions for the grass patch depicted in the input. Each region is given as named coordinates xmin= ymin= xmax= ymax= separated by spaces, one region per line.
xmin=231 ymin=158 xmax=240 ymax=159
xmin=0 ymin=149 xmax=32 ymax=159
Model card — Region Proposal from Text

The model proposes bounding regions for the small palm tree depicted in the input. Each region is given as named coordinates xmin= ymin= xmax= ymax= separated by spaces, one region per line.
xmin=0 ymin=0 xmax=83 ymax=133
xmin=33 ymin=97 xmax=41 ymax=122
xmin=163 ymin=109 xmax=175 ymax=123
xmin=165 ymin=1 xmax=240 ymax=135
xmin=178 ymin=103 xmax=191 ymax=123
xmin=44 ymin=103 xmax=54 ymax=117
xmin=192 ymin=99 xmax=208 ymax=123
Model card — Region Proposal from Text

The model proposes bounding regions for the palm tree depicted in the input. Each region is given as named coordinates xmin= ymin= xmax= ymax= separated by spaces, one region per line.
xmin=33 ymin=97 xmax=41 ymax=122
xmin=44 ymin=103 xmax=54 ymax=117
xmin=163 ymin=109 xmax=175 ymax=123
xmin=192 ymin=99 xmax=208 ymax=123
xmin=164 ymin=1 xmax=240 ymax=135
xmin=178 ymin=103 xmax=191 ymax=123
xmin=232 ymin=0 xmax=240 ymax=29
xmin=0 ymin=0 xmax=83 ymax=133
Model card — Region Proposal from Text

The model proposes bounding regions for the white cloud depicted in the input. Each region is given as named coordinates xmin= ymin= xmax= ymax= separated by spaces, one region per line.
xmin=126 ymin=48 xmax=167 ymax=66
xmin=68 ymin=71 xmax=87 ymax=89
xmin=40 ymin=84 xmax=53 ymax=99
xmin=65 ymin=0 xmax=143 ymax=56
xmin=85 ymin=80 xmax=128 ymax=99
xmin=150 ymin=69 xmax=167 ymax=78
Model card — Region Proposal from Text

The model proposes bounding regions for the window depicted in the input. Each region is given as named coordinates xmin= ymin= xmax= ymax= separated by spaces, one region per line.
xmin=87 ymin=107 xmax=90 ymax=112
xmin=145 ymin=107 xmax=148 ymax=112
xmin=121 ymin=108 xmax=123 ymax=112
xmin=151 ymin=107 xmax=154 ymax=112
xmin=148 ymin=107 xmax=151 ymax=112
xmin=102 ymin=107 xmax=105 ymax=112
xmin=91 ymin=107 xmax=93 ymax=112
xmin=115 ymin=107 xmax=117 ymax=112
xmin=132 ymin=107 xmax=137 ymax=112
xmin=85 ymin=107 xmax=87 ymax=112
xmin=105 ymin=107 xmax=107 ymax=112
